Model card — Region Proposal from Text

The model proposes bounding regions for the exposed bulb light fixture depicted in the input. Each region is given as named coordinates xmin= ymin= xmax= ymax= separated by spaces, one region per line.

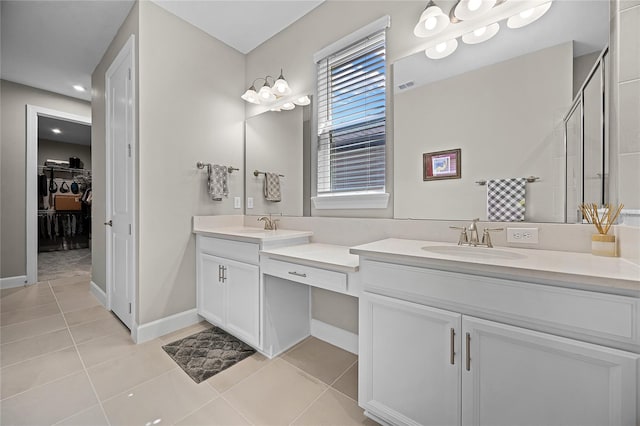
xmin=414 ymin=1 xmax=449 ymax=37
xmin=51 ymin=128 xmax=62 ymax=134
xmin=281 ymin=102 xmax=295 ymax=111
xmin=462 ymin=22 xmax=500 ymax=44
xmin=241 ymin=69 xmax=294 ymax=106
xmin=72 ymin=85 xmax=86 ymax=92
xmin=258 ymin=82 xmax=276 ymax=102
xmin=507 ymin=2 xmax=552 ymax=28
xmin=425 ymin=39 xmax=458 ymax=59
xmin=453 ymin=0 xmax=497 ymax=21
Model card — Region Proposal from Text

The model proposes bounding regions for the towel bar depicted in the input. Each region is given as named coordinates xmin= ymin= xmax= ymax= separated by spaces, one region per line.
xmin=254 ymin=169 xmax=285 ymax=177
xmin=196 ymin=162 xmax=239 ymax=174
xmin=475 ymin=176 xmax=539 ymax=186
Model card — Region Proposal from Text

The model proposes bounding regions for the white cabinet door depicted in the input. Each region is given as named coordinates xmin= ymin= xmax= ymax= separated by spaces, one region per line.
xmin=224 ymin=258 xmax=260 ymax=348
xmin=462 ymin=316 xmax=639 ymax=426
xmin=360 ymin=292 xmax=462 ymax=426
xmin=197 ymin=252 xmax=225 ymax=326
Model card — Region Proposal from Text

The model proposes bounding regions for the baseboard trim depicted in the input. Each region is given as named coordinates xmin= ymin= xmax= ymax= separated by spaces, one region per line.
xmin=310 ymin=319 xmax=358 ymax=355
xmin=134 ymin=308 xmax=200 ymax=344
xmin=89 ymin=281 xmax=107 ymax=307
xmin=0 ymin=275 xmax=29 ymax=289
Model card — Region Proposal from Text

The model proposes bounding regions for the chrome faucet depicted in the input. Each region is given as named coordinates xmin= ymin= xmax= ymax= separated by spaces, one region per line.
xmin=257 ymin=215 xmax=279 ymax=230
xmin=450 ymin=219 xmax=503 ymax=248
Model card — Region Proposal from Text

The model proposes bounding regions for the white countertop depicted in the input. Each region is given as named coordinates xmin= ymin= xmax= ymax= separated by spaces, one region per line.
xmin=260 ymin=243 xmax=359 ymax=273
xmin=192 ymin=225 xmax=313 ymax=243
xmin=350 ymin=238 xmax=640 ymax=295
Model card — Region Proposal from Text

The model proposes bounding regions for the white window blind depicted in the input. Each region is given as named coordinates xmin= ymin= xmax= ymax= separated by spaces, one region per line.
xmin=316 ymin=30 xmax=386 ymax=196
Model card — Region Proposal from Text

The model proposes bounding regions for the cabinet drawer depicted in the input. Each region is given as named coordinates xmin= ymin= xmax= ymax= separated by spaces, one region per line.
xmin=261 ymin=257 xmax=348 ymax=294
xmin=197 ymin=236 xmax=259 ymax=265
xmin=361 ymin=259 xmax=640 ymax=347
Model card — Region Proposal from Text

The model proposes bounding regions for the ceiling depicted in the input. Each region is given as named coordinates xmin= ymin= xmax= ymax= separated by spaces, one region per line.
xmin=38 ymin=116 xmax=91 ymax=146
xmin=0 ymin=0 xmax=323 ymax=102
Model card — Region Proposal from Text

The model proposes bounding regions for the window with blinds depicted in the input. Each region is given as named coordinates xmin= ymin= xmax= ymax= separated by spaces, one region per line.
xmin=316 ymin=30 xmax=386 ymax=196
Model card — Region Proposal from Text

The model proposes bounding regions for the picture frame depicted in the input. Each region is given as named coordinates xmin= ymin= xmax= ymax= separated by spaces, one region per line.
xmin=423 ymin=149 xmax=461 ymax=181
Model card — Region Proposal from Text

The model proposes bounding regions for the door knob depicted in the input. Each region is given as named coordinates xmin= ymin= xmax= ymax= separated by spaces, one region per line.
xmin=104 ymin=220 xmax=113 ymax=226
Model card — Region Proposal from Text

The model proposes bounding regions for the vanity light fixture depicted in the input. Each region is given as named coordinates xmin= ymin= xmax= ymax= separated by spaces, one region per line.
xmin=507 ymin=2 xmax=552 ymax=29
xmin=414 ymin=0 xmax=449 ymax=37
xmin=425 ymin=39 xmax=458 ymax=59
xmin=462 ymin=22 xmax=500 ymax=44
xmin=241 ymin=69 xmax=291 ymax=105
xmin=293 ymin=95 xmax=310 ymax=106
xmin=417 ymin=0 xmax=554 ymax=60
xmin=453 ymin=0 xmax=497 ymax=21
xmin=281 ymin=102 xmax=295 ymax=111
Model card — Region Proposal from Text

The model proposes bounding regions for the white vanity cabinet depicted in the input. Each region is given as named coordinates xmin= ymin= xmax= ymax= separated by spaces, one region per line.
xmin=196 ymin=235 xmax=261 ymax=347
xmin=358 ymin=259 xmax=640 ymax=426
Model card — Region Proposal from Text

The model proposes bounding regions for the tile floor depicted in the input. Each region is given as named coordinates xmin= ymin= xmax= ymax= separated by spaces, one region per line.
xmin=38 ymin=248 xmax=92 ymax=282
xmin=0 ymin=275 xmax=376 ymax=426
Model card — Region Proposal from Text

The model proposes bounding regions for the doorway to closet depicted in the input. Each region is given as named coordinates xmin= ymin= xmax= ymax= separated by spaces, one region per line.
xmin=27 ymin=107 xmax=92 ymax=283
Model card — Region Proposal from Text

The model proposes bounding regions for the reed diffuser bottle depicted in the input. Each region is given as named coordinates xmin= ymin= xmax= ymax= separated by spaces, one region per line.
xmin=580 ymin=203 xmax=623 ymax=257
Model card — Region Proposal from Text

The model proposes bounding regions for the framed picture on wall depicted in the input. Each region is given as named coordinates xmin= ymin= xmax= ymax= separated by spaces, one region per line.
xmin=423 ymin=149 xmax=461 ymax=181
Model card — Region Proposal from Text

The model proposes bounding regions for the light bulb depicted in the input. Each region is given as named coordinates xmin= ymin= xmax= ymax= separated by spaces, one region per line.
xmin=436 ymin=42 xmax=447 ymax=53
xmin=519 ymin=8 xmax=534 ymax=18
xmin=424 ymin=16 xmax=438 ymax=30
xmin=468 ymin=0 xmax=482 ymax=11
xmin=281 ymin=102 xmax=295 ymax=110
xmin=473 ymin=26 xmax=487 ymax=37
xmin=52 ymin=128 xmax=61 ymax=134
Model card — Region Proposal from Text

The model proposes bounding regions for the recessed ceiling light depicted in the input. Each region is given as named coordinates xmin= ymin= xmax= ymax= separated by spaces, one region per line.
xmin=51 ymin=128 xmax=62 ymax=134
xmin=72 ymin=85 xmax=86 ymax=92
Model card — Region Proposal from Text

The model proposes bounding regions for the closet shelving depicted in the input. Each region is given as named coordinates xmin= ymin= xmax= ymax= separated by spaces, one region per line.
xmin=38 ymin=165 xmax=92 ymax=252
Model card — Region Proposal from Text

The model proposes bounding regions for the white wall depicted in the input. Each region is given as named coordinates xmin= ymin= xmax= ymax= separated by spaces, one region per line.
xmin=394 ymin=43 xmax=572 ymax=223
xmin=245 ymin=108 xmax=303 ymax=217
xmin=136 ymin=1 xmax=245 ymax=324
xmin=0 ymin=80 xmax=90 ymax=279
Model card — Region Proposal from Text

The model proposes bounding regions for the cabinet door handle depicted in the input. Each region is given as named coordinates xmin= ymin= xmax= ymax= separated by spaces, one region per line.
xmin=465 ymin=332 xmax=471 ymax=371
xmin=218 ymin=265 xmax=222 ymax=282
xmin=450 ymin=328 xmax=456 ymax=365
xmin=221 ymin=266 xmax=227 ymax=283
xmin=288 ymin=271 xmax=307 ymax=278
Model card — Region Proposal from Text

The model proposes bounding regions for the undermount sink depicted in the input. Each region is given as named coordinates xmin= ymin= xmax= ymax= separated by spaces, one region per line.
xmin=421 ymin=245 xmax=526 ymax=260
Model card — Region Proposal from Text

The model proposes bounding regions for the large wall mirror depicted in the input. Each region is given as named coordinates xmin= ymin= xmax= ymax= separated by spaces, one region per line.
xmin=392 ymin=0 xmax=609 ymax=223
xmin=245 ymin=103 xmax=311 ymax=217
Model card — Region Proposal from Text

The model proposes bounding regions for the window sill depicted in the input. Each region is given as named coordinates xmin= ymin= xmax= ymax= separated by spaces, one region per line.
xmin=311 ymin=193 xmax=390 ymax=210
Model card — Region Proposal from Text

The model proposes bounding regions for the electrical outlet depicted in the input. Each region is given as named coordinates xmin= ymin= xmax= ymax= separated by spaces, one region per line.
xmin=507 ymin=227 xmax=539 ymax=244
xmin=233 ymin=197 xmax=241 ymax=209
xmin=247 ymin=197 xmax=254 ymax=209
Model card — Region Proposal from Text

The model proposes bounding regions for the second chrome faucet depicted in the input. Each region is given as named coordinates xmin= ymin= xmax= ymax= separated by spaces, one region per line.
xmin=450 ymin=219 xmax=503 ymax=248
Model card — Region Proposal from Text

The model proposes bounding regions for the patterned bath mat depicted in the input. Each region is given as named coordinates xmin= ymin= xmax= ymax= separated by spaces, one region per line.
xmin=162 ymin=326 xmax=256 ymax=383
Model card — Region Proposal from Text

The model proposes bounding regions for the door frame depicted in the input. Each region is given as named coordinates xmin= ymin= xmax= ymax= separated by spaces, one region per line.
xmin=26 ymin=105 xmax=91 ymax=284
xmin=105 ymin=34 xmax=137 ymax=335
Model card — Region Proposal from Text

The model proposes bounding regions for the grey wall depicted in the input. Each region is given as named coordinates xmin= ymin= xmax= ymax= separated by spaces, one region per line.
xmin=574 ymin=51 xmax=601 ymax=97
xmin=136 ymin=1 xmax=245 ymax=325
xmin=38 ymin=139 xmax=91 ymax=170
xmin=91 ymin=1 xmax=139 ymax=294
xmin=0 ymin=80 xmax=90 ymax=279
xmin=394 ymin=43 xmax=572 ymax=223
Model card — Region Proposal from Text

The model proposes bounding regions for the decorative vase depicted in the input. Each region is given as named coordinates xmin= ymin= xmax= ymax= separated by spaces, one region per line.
xmin=591 ymin=234 xmax=616 ymax=257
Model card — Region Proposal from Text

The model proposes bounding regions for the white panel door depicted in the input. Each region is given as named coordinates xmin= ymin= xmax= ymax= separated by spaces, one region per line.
xmin=360 ymin=292 xmax=462 ymax=426
xmin=197 ymin=253 xmax=225 ymax=326
xmin=462 ymin=316 xmax=639 ymax=426
xmin=106 ymin=36 xmax=135 ymax=329
xmin=224 ymin=258 xmax=260 ymax=347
